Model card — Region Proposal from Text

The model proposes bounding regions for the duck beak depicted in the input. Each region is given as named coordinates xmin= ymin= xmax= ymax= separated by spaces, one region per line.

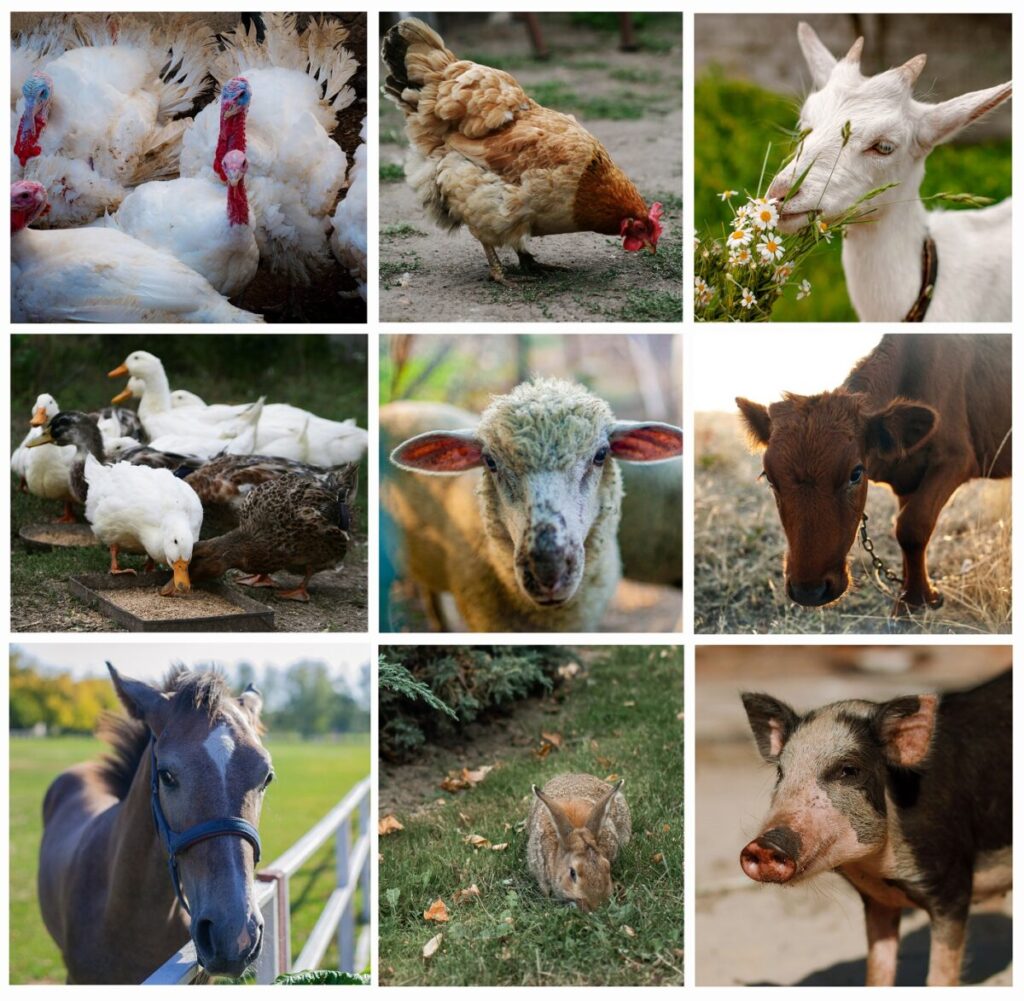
xmin=111 ymin=385 xmax=133 ymax=404
xmin=30 ymin=406 xmax=48 ymax=426
xmin=108 ymin=363 xmax=129 ymax=378
xmin=161 ymin=559 xmax=192 ymax=596
xmin=27 ymin=429 xmax=55 ymax=447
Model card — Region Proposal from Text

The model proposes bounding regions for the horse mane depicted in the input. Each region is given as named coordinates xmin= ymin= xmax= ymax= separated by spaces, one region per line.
xmin=95 ymin=666 xmax=234 ymax=800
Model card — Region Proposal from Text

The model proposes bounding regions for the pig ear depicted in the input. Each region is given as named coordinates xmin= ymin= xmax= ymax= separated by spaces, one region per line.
xmin=875 ymin=694 xmax=939 ymax=768
xmin=736 ymin=398 xmax=771 ymax=450
xmin=797 ymin=22 xmax=838 ymax=89
xmin=107 ymin=662 xmax=171 ymax=734
xmin=917 ymin=81 xmax=1012 ymax=152
xmin=741 ymin=693 xmax=799 ymax=762
xmin=864 ymin=400 xmax=938 ymax=459
xmin=390 ymin=429 xmax=484 ymax=474
xmin=608 ymin=421 xmax=682 ymax=463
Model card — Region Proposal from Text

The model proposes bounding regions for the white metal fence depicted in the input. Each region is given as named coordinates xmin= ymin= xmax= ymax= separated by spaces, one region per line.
xmin=144 ymin=777 xmax=372 ymax=985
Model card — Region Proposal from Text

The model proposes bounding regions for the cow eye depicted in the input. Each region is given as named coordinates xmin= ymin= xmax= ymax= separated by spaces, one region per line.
xmin=593 ymin=446 xmax=609 ymax=465
xmin=483 ymin=454 xmax=497 ymax=472
xmin=569 ymin=867 xmax=578 ymax=882
xmin=849 ymin=465 xmax=864 ymax=485
xmin=759 ymin=470 xmax=776 ymax=490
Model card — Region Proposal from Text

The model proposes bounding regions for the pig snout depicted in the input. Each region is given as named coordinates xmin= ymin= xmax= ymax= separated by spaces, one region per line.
xmin=740 ymin=827 xmax=800 ymax=884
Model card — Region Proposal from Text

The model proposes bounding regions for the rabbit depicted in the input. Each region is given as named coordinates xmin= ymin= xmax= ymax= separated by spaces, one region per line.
xmin=526 ymin=772 xmax=631 ymax=912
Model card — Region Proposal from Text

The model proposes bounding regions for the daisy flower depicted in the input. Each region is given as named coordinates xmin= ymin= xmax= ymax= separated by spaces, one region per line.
xmin=796 ymin=279 xmax=812 ymax=300
xmin=758 ymin=233 xmax=785 ymax=262
xmin=749 ymin=197 xmax=779 ymax=230
xmin=729 ymin=246 xmax=754 ymax=268
xmin=817 ymin=219 xmax=833 ymax=243
xmin=718 ymin=189 xmax=738 ymax=201
xmin=726 ymin=226 xmax=752 ymax=249
xmin=740 ymin=287 xmax=756 ymax=309
xmin=773 ymin=261 xmax=794 ymax=282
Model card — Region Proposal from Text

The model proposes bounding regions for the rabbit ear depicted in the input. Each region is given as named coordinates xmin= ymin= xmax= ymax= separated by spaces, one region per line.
xmin=532 ymin=785 xmax=574 ymax=845
xmin=585 ymin=779 xmax=623 ymax=837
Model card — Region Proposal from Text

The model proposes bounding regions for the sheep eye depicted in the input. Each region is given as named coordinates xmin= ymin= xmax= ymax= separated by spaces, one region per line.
xmin=870 ymin=140 xmax=895 ymax=155
xmin=849 ymin=465 xmax=864 ymax=485
xmin=569 ymin=867 xmax=578 ymax=882
xmin=158 ymin=769 xmax=177 ymax=789
xmin=483 ymin=454 xmax=497 ymax=473
xmin=593 ymin=446 xmax=609 ymax=465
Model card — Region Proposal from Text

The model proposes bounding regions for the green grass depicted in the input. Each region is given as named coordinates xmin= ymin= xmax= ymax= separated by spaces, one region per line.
xmin=380 ymin=163 xmax=406 ymax=183
xmin=694 ymin=71 xmax=1013 ymax=321
xmin=379 ymin=647 xmax=683 ymax=986
xmin=9 ymin=734 xmax=370 ymax=984
xmin=382 ymin=224 xmax=428 ymax=239
xmin=525 ymin=80 xmax=658 ymax=120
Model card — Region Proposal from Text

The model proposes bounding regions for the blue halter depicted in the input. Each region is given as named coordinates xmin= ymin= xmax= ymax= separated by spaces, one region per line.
xmin=149 ymin=736 xmax=262 ymax=914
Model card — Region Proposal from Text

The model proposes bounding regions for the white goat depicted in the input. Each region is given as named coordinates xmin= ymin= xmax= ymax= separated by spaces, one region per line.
xmin=767 ymin=23 xmax=1011 ymax=322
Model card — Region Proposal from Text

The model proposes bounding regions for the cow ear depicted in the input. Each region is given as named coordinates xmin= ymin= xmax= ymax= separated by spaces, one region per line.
xmin=390 ymin=429 xmax=484 ymax=474
xmin=864 ymin=401 xmax=937 ymax=458
xmin=736 ymin=398 xmax=771 ymax=450
xmin=741 ymin=693 xmax=799 ymax=763
xmin=875 ymin=694 xmax=938 ymax=768
xmin=608 ymin=421 xmax=682 ymax=463
xmin=107 ymin=662 xmax=171 ymax=734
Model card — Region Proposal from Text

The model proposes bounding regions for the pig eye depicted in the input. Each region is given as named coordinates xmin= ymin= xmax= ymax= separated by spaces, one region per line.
xmin=849 ymin=465 xmax=864 ymax=486
xmin=483 ymin=454 xmax=497 ymax=473
xmin=569 ymin=867 xmax=578 ymax=883
xmin=839 ymin=764 xmax=861 ymax=780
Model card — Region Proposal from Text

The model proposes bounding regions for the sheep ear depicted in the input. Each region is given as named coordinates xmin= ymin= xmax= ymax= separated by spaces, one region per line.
xmin=533 ymin=785 xmax=574 ymax=845
xmin=390 ymin=429 xmax=483 ymax=474
xmin=107 ymin=662 xmax=171 ymax=734
xmin=797 ymin=22 xmax=837 ymax=88
xmin=736 ymin=397 xmax=771 ymax=450
xmin=741 ymin=693 xmax=799 ymax=763
xmin=864 ymin=401 xmax=938 ymax=459
xmin=917 ymin=81 xmax=1012 ymax=150
xmin=585 ymin=779 xmax=623 ymax=837
xmin=608 ymin=422 xmax=682 ymax=463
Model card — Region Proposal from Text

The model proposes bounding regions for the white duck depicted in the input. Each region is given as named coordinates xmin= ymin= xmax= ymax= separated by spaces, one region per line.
xmin=102 ymin=147 xmax=259 ymax=298
xmin=180 ymin=14 xmax=358 ymax=284
xmin=12 ymin=13 xmax=215 ymax=227
xmin=12 ymin=181 xmax=265 ymax=324
xmin=28 ymin=411 xmax=204 ymax=594
xmin=331 ymin=115 xmax=367 ymax=301
xmin=11 ymin=393 xmax=78 ymax=521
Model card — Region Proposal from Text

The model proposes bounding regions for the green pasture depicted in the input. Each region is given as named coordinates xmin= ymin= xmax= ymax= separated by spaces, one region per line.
xmin=379 ymin=647 xmax=684 ymax=986
xmin=694 ymin=71 xmax=1012 ymax=321
xmin=9 ymin=734 xmax=370 ymax=984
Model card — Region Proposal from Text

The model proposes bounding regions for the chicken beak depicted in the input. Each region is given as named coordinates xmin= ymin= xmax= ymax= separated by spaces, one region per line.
xmin=30 ymin=407 xmax=48 ymax=426
xmin=161 ymin=559 xmax=192 ymax=596
xmin=108 ymin=363 xmax=129 ymax=378
xmin=643 ymin=238 xmax=657 ymax=255
xmin=27 ymin=429 xmax=55 ymax=448
xmin=111 ymin=385 xmax=133 ymax=404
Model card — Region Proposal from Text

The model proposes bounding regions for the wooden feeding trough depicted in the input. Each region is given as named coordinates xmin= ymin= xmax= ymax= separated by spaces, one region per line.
xmin=20 ymin=522 xmax=98 ymax=552
xmin=68 ymin=572 xmax=275 ymax=632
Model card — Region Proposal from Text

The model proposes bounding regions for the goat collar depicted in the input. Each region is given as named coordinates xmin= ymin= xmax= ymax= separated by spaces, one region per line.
xmin=903 ymin=235 xmax=938 ymax=322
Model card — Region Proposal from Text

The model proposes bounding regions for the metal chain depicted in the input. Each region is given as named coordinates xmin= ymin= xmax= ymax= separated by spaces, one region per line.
xmin=858 ymin=512 xmax=904 ymax=593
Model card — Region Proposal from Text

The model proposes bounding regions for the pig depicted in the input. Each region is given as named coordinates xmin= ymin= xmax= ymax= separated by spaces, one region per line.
xmin=740 ymin=668 xmax=1012 ymax=986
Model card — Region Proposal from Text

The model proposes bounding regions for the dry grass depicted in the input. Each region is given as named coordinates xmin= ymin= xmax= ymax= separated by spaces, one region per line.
xmin=695 ymin=412 xmax=1012 ymax=635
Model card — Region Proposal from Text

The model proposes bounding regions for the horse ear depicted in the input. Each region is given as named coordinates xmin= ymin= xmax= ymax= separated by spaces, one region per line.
xmin=107 ymin=662 xmax=171 ymax=732
xmin=238 ymin=683 xmax=263 ymax=723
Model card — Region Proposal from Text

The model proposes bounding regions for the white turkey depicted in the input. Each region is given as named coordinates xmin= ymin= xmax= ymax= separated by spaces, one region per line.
xmin=180 ymin=14 xmax=358 ymax=284
xmin=12 ymin=180 xmax=264 ymax=323
xmin=102 ymin=147 xmax=259 ymax=297
xmin=331 ymin=115 xmax=366 ymax=301
xmin=12 ymin=13 xmax=214 ymax=226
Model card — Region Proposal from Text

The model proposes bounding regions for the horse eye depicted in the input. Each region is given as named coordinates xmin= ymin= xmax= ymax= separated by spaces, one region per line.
xmin=158 ymin=769 xmax=177 ymax=789
xmin=849 ymin=464 xmax=865 ymax=485
xmin=262 ymin=771 xmax=275 ymax=790
xmin=483 ymin=453 xmax=497 ymax=473
xmin=593 ymin=446 xmax=608 ymax=465
xmin=569 ymin=867 xmax=578 ymax=882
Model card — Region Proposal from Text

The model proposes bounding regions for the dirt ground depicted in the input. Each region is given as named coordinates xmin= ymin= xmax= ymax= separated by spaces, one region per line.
xmin=694 ymin=648 xmax=1012 ymax=986
xmin=379 ymin=14 xmax=683 ymax=323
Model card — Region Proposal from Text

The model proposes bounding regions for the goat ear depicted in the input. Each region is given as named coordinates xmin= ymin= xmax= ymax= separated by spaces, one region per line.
xmin=797 ymin=22 xmax=837 ymax=88
xmin=608 ymin=421 xmax=682 ymax=463
xmin=874 ymin=694 xmax=939 ymax=768
xmin=917 ymin=81 xmax=1012 ymax=150
xmin=390 ymin=429 xmax=483 ymax=474
xmin=741 ymin=693 xmax=799 ymax=763
xmin=107 ymin=662 xmax=171 ymax=733
xmin=736 ymin=397 xmax=771 ymax=450
xmin=864 ymin=401 xmax=938 ymax=459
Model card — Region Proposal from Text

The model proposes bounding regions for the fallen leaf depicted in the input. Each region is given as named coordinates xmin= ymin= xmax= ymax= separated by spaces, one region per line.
xmin=595 ymin=755 xmax=612 ymax=769
xmin=604 ymin=773 xmax=620 ymax=783
xmin=422 ymin=933 xmax=443 ymax=960
xmin=491 ymin=842 xmax=509 ymax=852
xmin=557 ymin=662 xmax=580 ymax=679
xmin=662 ymin=823 xmax=671 ymax=833
xmin=423 ymin=899 xmax=449 ymax=923
xmin=440 ymin=765 xmax=494 ymax=793
xmin=464 ymin=834 xmax=491 ymax=848
xmin=622 ymin=701 xmax=636 ymax=708
xmin=463 ymin=765 xmax=493 ymax=785
xmin=541 ymin=731 xmax=562 ymax=748
xmin=533 ymin=742 xmax=553 ymax=760
xmin=458 ymin=811 xmax=471 ymax=826
xmin=651 ymin=852 xmax=665 ymax=864
xmin=378 ymin=815 xmax=404 ymax=836
xmin=622 ymin=925 xmax=636 ymax=938
xmin=454 ymin=884 xmax=481 ymax=905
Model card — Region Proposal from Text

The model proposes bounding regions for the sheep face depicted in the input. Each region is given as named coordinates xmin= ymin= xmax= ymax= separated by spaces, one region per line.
xmin=767 ymin=24 xmax=1011 ymax=234
xmin=390 ymin=379 xmax=684 ymax=610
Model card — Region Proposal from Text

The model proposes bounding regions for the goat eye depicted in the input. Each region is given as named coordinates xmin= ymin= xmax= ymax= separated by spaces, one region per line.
xmin=158 ymin=769 xmax=177 ymax=789
xmin=871 ymin=140 xmax=895 ymax=155
xmin=593 ymin=446 xmax=608 ymax=465
xmin=483 ymin=454 xmax=497 ymax=472
xmin=849 ymin=464 xmax=865 ymax=485
xmin=569 ymin=867 xmax=578 ymax=882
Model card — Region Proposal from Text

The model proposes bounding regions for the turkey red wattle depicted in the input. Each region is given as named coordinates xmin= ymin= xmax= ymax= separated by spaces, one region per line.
xmin=223 ymin=151 xmax=251 ymax=228
xmin=214 ymin=77 xmax=251 ymax=181
xmin=14 ymin=73 xmax=53 ymax=167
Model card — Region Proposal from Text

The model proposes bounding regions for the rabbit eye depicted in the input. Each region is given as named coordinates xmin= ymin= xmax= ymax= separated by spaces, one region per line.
xmin=569 ymin=867 xmax=578 ymax=882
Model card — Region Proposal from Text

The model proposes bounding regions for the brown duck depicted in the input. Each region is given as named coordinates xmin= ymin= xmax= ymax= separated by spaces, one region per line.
xmin=189 ymin=466 xmax=358 ymax=602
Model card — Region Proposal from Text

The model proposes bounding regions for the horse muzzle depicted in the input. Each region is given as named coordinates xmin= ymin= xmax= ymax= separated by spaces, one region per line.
xmin=193 ymin=909 xmax=263 ymax=977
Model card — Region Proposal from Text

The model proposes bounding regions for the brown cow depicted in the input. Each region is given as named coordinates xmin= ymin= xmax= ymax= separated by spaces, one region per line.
xmin=736 ymin=334 xmax=1011 ymax=612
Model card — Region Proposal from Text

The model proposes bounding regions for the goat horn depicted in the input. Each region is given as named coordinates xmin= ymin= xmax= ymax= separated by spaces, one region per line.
xmin=900 ymin=53 xmax=927 ymax=86
xmin=844 ymin=36 xmax=864 ymax=64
